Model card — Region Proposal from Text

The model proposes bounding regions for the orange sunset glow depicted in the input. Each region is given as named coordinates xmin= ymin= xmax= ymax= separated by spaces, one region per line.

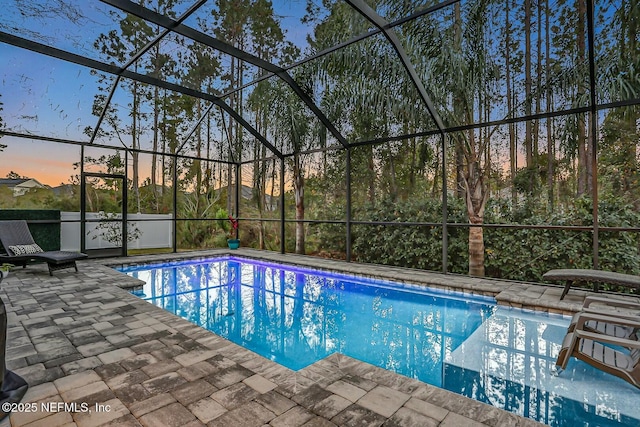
xmin=0 ymin=136 xmax=80 ymax=186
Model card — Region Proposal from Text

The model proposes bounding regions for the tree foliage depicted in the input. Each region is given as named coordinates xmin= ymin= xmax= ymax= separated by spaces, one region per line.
xmin=5 ymin=0 xmax=639 ymax=284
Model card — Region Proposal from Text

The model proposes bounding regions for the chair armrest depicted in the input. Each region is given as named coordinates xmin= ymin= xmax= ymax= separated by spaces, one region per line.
xmin=574 ymin=312 xmax=640 ymax=330
xmin=583 ymin=308 xmax=640 ymax=321
xmin=575 ymin=329 xmax=640 ymax=349
xmin=583 ymin=295 xmax=640 ymax=311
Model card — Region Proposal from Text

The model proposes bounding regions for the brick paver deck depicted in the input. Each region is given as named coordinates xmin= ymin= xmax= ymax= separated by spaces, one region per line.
xmin=1 ymin=249 xmax=632 ymax=427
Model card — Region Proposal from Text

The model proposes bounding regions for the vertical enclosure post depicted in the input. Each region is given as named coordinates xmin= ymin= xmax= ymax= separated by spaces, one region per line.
xmin=123 ymin=151 xmax=128 ymax=257
xmin=172 ymin=154 xmax=178 ymax=253
xmin=80 ymin=144 xmax=86 ymax=254
xmin=441 ymin=133 xmax=448 ymax=273
xmin=346 ymin=148 xmax=352 ymax=262
xmin=280 ymin=159 xmax=285 ymax=254
xmin=234 ymin=163 xmax=240 ymax=240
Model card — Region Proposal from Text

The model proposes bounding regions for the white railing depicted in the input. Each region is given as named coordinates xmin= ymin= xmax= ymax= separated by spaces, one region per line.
xmin=60 ymin=212 xmax=173 ymax=251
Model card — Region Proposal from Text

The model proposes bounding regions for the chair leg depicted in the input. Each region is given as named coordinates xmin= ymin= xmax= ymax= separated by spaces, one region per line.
xmin=560 ymin=281 xmax=573 ymax=300
xmin=555 ymin=332 xmax=577 ymax=370
xmin=47 ymin=261 xmax=78 ymax=275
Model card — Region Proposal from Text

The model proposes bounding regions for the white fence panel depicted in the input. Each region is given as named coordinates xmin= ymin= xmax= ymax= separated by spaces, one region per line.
xmin=61 ymin=212 xmax=173 ymax=251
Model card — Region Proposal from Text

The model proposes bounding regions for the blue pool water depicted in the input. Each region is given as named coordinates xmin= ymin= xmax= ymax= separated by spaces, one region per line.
xmin=119 ymin=257 xmax=640 ymax=427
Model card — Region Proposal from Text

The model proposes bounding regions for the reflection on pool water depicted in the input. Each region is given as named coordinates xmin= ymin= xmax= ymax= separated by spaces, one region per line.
xmin=119 ymin=257 xmax=640 ymax=427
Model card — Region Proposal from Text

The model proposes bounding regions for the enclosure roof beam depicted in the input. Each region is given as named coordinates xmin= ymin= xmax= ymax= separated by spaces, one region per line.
xmin=101 ymin=0 xmax=350 ymax=149
xmin=343 ymin=0 xmax=446 ymax=134
xmin=221 ymin=0 xmax=459 ymax=101
xmin=0 ymin=31 xmax=282 ymax=160
xmin=0 ymin=130 xmax=235 ymax=164
xmin=89 ymin=0 xmax=208 ymax=145
xmin=175 ymin=103 xmax=216 ymax=155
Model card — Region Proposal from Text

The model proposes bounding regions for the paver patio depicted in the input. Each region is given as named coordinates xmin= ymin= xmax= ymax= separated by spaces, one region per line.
xmin=0 ymin=249 xmax=629 ymax=427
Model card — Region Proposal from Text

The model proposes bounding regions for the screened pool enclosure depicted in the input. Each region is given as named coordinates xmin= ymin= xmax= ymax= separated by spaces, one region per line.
xmin=0 ymin=0 xmax=639 ymax=288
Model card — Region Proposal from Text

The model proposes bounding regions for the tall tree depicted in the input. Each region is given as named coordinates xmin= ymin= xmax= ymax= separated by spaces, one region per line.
xmin=429 ymin=0 xmax=499 ymax=276
xmin=598 ymin=0 xmax=640 ymax=208
xmin=545 ymin=0 xmax=555 ymax=210
xmin=575 ymin=0 xmax=591 ymax=196
xmin=182 ymin=40 xmax=221 ymax=216
xmin=212 ymin=0 xmax=251 ymax=214
xmin=269 ymin=80 xmax=311 ymax=254
xmin=505 ymin=0 xmax=518 ymax=207
xmin=93 ymin=12 xmax=156 ymax=212
xmin=247 ymin=0 xmax=291 ymax=248
xmin=524 ymin=0 xmax=535 ymax=193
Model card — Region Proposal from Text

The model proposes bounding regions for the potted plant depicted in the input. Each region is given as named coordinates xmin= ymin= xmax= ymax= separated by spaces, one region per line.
xmin=0 ymin=263 xmax=13 ymax=281
xmin=227 ymin=215 xmax=240 ymax=249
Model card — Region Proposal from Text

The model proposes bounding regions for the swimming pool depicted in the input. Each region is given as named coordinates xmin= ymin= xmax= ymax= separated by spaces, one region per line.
xmin=119 ymin=256 xmax=640 ymax=426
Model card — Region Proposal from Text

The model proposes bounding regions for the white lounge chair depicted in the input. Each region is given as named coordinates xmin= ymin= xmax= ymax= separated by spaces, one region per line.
xmin=556 ymin=312 xmax=640 ymax=388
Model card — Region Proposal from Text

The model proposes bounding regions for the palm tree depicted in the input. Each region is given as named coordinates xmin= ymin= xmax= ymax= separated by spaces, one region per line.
xmin=412 ymin=0 xmax=499 ymax=276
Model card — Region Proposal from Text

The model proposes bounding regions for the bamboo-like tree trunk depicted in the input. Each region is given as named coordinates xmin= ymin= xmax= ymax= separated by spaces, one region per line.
xmin=161 ymin=90 xmax=166 ymax=197
xmin=367 ymin=145 xmax=375 ymax=204
xmin=195 ymin=100 xmax=203 ymax=216
xmin=453 ymin=2 xmax=466 ymax=200
xmin=151 ymin=42 xmax=160 ymax=212
xmin=293 ymin=152 xmax=305 ymax=254
xmin=431 ymin=143 xmax=439 ymax=198
xmin=227 ymin=57 xmax=235 ymax=214
xmin=576 ymin=0 xmax=591 ymax=196
xmin=409 ymin=136 xmax=416 ymax=194
xmin=545 ymin=0 xmax=555 ymax=209
xmin=235 ymin=43 xmax=244 ymax=211
xmin=152 ymin=84 xmax=159 ymax=188
xmin=259 ymin=143 xmax=267 ymax=249
xmin=505 ymin=0 xmax=517 ymax=207
xmin=534 ymin=0 xmax=543 ymax=158
xmin=623 ymin=0 xmax=639 ymax=209
xmin=389 ymin=155 xmax=398 ymax=202
xmin=524 ymin=0 xmax=534 ymax=193
xmin=206 ymin=108 xmax=212 ymax=192
xmin=131 ymin=79 xmax=141 ymax=214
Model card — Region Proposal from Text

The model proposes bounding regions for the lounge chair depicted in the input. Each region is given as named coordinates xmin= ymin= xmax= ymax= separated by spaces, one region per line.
xmin=566 ymin=296 xmax=640 ymax=339
xmin=0 ymin=220 xmax=87 ymax=275
xmin=543 ymin=269 xmax=640 ymax=300
xmin=555 ymin=312 xmax=640 ymax=388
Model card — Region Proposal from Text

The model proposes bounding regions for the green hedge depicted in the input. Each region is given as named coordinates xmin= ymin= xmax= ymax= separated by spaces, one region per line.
xmin=348 ymin=197 xmax=640 ymax=286
xmin=0 ymin=210 xmax=61 ymax=251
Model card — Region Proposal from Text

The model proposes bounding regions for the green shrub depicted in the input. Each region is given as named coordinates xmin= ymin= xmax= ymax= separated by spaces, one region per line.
xmin=0 ymin=209 xmax=61 ymax=251
xmin=345 ymin=196 xmax=640 ymax=286
xmin=351 ymin=198 xmax=468 ymax=272
xmin=483 ymin=196 xmax=640 ymax=283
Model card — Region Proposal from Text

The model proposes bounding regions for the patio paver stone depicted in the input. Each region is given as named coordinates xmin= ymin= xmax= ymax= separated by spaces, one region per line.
xmin=356 ymin=385 xmax=410 ymax=418
xmin=0 ymin=250 xmax=584 ymax=427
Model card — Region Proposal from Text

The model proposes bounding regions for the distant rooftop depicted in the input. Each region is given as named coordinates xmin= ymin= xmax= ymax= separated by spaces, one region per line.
xmin=0 ymin=178 xmax=29 ymax=186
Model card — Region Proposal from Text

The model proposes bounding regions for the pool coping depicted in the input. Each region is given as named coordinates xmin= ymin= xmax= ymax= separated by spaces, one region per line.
xmin=4 ymin=249 xmax=632 ymax=427
xmin=98 ymin=248 xmax=607 ymax=316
